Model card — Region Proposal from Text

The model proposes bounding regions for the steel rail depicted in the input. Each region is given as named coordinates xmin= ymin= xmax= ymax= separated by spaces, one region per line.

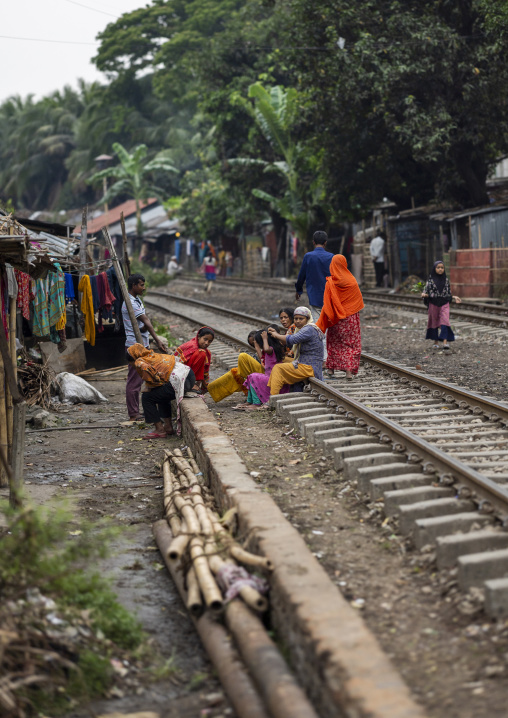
xmin=307 ymin=378 xmax=508 ymax=516
xmin=361 ymin=352 xmax=508 ymax=421
xmin=177 ymin=275 xmax=508 ymax=324
xmin=147 ymin=290 xmax=508 ymax=422
xmin=145 ymin=291 xmax=508 ymax=514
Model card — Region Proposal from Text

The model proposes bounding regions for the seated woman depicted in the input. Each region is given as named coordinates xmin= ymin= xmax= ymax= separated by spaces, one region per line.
xmin=267 ymin=307 xmax=324 ymax=395
xmin=127 ymin=344 xmax=197 ymax=439
xmin=242 ymin=327 xmax=288 ymax=409
xmin=175 ymin=326 xmax=214 ymax=392
xmin=208 ymin=330 xmax=263 ymax=403
xmin=279 ymin=307 xmax=295 ymax=335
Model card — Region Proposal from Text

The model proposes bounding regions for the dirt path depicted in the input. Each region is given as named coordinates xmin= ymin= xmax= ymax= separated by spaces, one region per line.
xmin=5 ymin=364 xmax=233 ymax=718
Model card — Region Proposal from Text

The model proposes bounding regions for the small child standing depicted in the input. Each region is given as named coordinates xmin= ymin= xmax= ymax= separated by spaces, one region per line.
xmin=421 ymin=260 xmax=461 ymax=350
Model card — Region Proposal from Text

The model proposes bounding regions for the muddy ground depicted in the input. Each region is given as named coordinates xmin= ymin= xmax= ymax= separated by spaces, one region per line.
xmin=4 ymin=279 xmax=508 ymax=718
xmin=0 ymin=318 xmax=233 ymax=718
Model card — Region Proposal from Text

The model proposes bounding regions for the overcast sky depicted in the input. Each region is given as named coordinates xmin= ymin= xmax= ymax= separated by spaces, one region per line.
xmin=1 ymin=0 xmax=147 ymax=103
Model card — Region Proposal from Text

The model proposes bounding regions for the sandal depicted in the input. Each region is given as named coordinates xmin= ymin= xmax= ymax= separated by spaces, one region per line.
xmin=443 ymin=344 xmax=450 ymax=351
xmin=142 ymin=430 xmax=168 ymax=439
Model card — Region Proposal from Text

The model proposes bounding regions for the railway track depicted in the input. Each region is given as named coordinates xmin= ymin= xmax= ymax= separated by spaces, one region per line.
xmin=176 ymin=274 xmax=508 ymax=341
xmin=146 ymin=288 xmax=508 ymax=616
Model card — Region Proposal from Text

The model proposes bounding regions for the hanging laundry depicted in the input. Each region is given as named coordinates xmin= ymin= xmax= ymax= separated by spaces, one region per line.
xmin=106 ymin=266 xmax=123 ymax=330
xmin=64 ymin=273 xmax=75 ymax=302
xmin=89 ymin=275 xmax=100 ymax=313
xmin=1 ymin=270 xmax=8 ymax=340
xmin=32 ymin=278 xmax=50 ymax=337
xmin=15 ymin=269 xmax=31 ymax=321
xmin=97 ymin=272 xmax=117 ymax=327
xmin=48 ymin=263 xmax=66 ymax=330
xmin=78 ymin=275 xmax=95 ymax=346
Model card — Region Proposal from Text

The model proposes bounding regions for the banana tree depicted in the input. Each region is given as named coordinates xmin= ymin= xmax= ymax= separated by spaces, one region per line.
xmin=89 ymin=142 xmax=178 ymax=236
xmin=231 ymin=82 xmax=324 ymax=248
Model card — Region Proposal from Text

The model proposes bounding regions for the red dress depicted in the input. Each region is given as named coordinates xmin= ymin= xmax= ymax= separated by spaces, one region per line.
xmin=325 ymin=312 xmax=362 ymax=374
xmin=175 ymin=331 xmax=211 ymax=382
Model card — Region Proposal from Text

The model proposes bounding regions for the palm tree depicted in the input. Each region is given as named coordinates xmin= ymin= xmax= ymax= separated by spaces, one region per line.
xmin=88 ymin=142 xmax=178 ymax=235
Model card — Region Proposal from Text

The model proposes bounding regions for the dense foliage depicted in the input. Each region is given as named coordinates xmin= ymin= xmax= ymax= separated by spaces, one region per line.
xmin=2 ymin=0 xmax=508 ymax=233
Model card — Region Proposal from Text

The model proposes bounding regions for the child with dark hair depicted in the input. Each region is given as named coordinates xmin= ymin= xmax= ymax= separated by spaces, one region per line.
xmin=174 ymin=326 xmax=214 ymax=391
xmin=421 ymin=260 xmax=461 ymax=350
xmin=241 ymin=326 xmax=288 ymax=409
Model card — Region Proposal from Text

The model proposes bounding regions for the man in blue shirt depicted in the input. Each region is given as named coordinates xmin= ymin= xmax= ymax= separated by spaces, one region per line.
xmin=295 ymin=231 xmax=334 ymax=321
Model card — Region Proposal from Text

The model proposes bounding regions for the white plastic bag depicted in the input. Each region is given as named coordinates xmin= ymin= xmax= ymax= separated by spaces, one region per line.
xmin=55 ymin=372 xmax=108 ymax=404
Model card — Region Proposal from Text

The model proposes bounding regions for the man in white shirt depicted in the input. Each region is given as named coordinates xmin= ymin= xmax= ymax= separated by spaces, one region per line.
xmin=167 ymin=256 xmax=181 ymax=279
xmin=369 ymin=232 xmax=386 ymax=287
xmin=123 ymin=273 xmax=167 ymax=420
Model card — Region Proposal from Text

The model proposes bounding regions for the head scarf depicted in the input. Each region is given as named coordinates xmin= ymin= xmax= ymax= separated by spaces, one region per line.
xmin=316 ymin=255 xmax=364 ymax=332
xmin=127 ymin=343 xmax=176 ymax=387
xmin=430 ymin=260 xmax=447 ymax=293
xmin=291 ymin=306 xmax=323 ymax=361
xmin=426 ymin=260 xmax=451 ymax=307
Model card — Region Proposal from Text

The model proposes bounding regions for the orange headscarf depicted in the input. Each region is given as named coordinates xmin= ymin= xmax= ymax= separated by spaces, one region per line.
xmin=316 ymin=255 xmax=364 ymax=331
xmin=127 ymin=344 xmax=176 ymax=387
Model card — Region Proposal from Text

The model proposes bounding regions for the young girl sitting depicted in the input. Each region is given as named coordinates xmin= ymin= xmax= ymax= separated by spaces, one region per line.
xmin=174 ymin=326 xmax=214 ymax=391
xmin=421 ymin=260 xmax=461 ymax=351
xmin=241 ymin=326 xmax=288 ymax=409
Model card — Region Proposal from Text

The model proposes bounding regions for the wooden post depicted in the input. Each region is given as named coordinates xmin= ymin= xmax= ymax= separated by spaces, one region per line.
xmin=0 ymin=346 xmax=7 ymax=488
xmin=102 ymin=227 xmax=144 ymax=344
xmin=6 ymin=294 xmax=16 ymax=456
xmin=468 ymin=215 xmax=472 ymax=249
xmin=79 ymin=206 xmax=88 ymax=279
xmin=478 ymin=223 xmax=483 ymax=249
xmin=0 ymin=315 xmax=25 ymax=506
xmin=120 ymin=212 xmax=131 ymax=277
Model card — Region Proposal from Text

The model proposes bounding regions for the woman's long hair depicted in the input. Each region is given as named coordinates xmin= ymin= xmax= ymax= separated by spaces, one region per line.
xmin=255 ymin=325 xmax=285 ymax=363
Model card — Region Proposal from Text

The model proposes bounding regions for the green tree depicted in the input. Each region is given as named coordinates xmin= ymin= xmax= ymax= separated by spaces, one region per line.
xmin=89 ymin=142 xmax=178 ymax=235
xmin=283 ymin=0 xmax=508 ymax=209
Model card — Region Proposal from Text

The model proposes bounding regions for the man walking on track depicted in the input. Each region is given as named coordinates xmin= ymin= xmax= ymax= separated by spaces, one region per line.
xmin=295 ymin=231 xmax=334 ymax=359
xmin=123 ymin=273 xmax=167 ymax=421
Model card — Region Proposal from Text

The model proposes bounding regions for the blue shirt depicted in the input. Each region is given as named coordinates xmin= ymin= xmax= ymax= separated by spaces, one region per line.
xmin=294 ymin=246 xmax=334 ymax=306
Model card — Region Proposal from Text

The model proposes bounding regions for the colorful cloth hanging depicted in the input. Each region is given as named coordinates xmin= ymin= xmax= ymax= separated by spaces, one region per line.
xmin=48 ymin=263 xmax=66 ymax=331
xmin=78 ymin=275 xmax=95 ymax=346
xmin=32 ymin=278 xmax=50 ymax=337
xmin=15 ymin=269 xmax=30 ymax=320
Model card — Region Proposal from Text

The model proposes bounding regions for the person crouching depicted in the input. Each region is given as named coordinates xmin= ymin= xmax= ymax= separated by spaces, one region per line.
xmin=127 ymin=344 xmax=197 ymax=439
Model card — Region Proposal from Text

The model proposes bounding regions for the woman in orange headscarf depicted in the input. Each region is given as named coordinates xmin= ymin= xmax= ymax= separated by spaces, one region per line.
xmin=316 ymin=255 xmax=364 ymax=379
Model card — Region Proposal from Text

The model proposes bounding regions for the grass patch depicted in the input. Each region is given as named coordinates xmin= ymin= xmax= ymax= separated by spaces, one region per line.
xmin=0 ymin=501 xmax=145 ymax=715
xmin=130 ymin=259 xmax=171 ymax=288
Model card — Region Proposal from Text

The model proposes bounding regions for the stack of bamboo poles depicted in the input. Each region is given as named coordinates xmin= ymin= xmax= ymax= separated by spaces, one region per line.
xmin=154 ymin=448 xmax=320 ymax=718
xmin=162 ymin=448 xmax=271 ymax=615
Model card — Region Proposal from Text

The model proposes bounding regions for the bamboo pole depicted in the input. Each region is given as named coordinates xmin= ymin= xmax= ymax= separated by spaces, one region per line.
xmin=0 ymin=347 xmax=7 ymax=488
xmin=153 ymin=521 xmax=270 ymax=718
xmin=186 ymin=566 xmax=203 ymax=617
xmin=6 ymin=297 xmax=16 ymax=456
xmin=224 ymin=600 xmax=320 ymax=718
xmin=79 ymin=206 xmax=87 ymax=280
xmin=102 ymin=227 xmax=144 ymax=345
xmin=189 ymin=536 xmax=223 ymax=612
xmin=209 ymin=510 xmax=274 ymax=572
xmin=120 ymin=212 xmax=131 ymax=278
xmin=0 ymin=315 xmax=25 ymax=506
